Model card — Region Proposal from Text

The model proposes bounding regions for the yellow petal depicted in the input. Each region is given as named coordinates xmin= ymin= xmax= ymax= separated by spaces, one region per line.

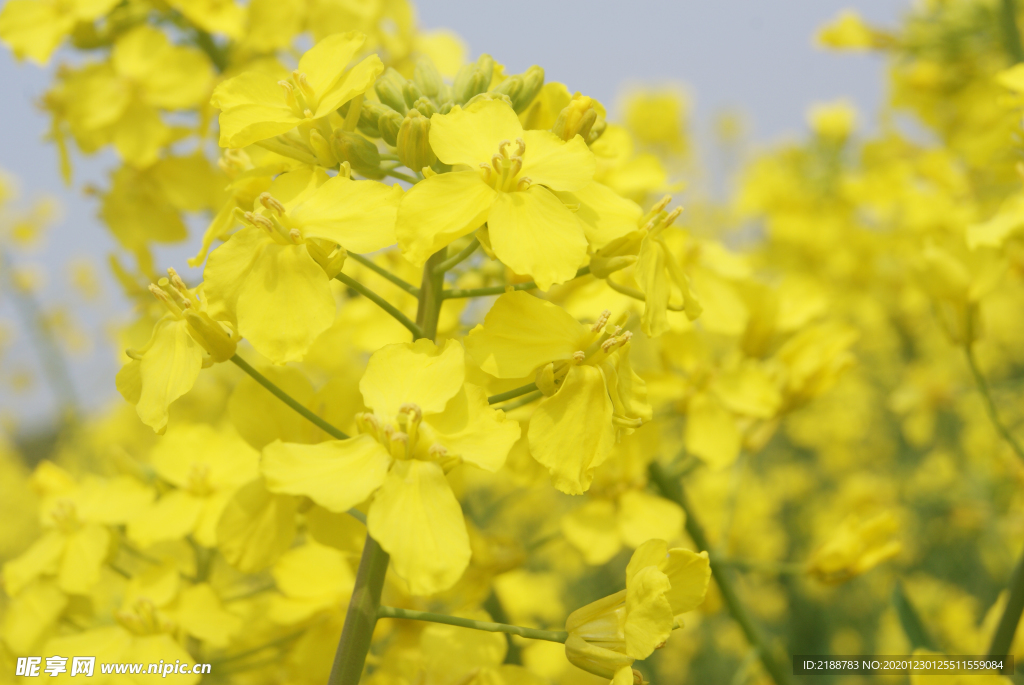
xmin=0 ymin=0 xmax=74 ymax=65
xmin=711 ymin=362 xmax=782 ymax=419
xmin=2 ymin=530 xmax=64 ymax=596
xmin=203 ymin=226 xmax=269 ymax=325
xmin=396 ymin=171 xmax=495 ymax=266
xmin=112 ymin=101 xmax=168 ymax=168
xmin=2 ymin=579 xmax=67 ymax=654
xmin=426 ymin=384 xmax=521 ymax=472
xmin=662 ymin=549 xmax=711 ymax=617
xmin=519 ymin=130 xmax=595 ymax=192
xmin=227 ymin=363 xmax=324 ymax=449
xmin=623 ymin=566 xmax=673 ymax=659
xmin=617 ymin=491 xmax=684 ymax=549
xmin=367 ymin=459 xmax=470 ymax=595
xmin=429 ymin=99 xmax=524 ymax=167
xmin=216 ymin=479 xmax=297 ymax=573
xmin=314 ymin=53 xmax=384 ymax=117
xmin=59 ymin=524 xmax=110 ymax=595
xmin=625 ymin=539 xmax=668 ymax=585
xmin=136 ymin=318 xmax=204 ymax=434
xmin=635 ymin=235 xmax=670 ymax=337
xmin=488 ymin=186 xmax=587 ymax=290
xmin=211 ymin=71 xmax=299 ymax=148
xmin=273 ymin=541 xmax=354 ymax=601
xmin=529 ymin=365 xmax=615 ymax=495
xmin=685 ymin=393 xmax=741 ymax=470
xmin=173 ymin=583 xmax=242 ymax=648
xmin=262 ymin=436 xmax=391 ymax=512
xmin=560 ymin=499 xmax=622 ymax=565
xmin=465 ymin=291 xmax=590 ymax=378
xmin=236 ymin=242 xmax=335 ymax=363
xmin=553 ymin=182 xmax=641 ymax=250
xmin=127 ymin=491 xmax=204 ymax=547
xmin=360 ymin=339 xmax=465 ymax=417
xmin=291 ymin=176 xmax=401 ymax=253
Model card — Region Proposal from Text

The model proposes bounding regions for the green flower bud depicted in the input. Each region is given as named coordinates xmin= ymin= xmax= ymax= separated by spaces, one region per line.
xmin=397 ymin=110 xmax=436 ymax=172
xmin=375 ymin=67 xmax=408 ymax=114
xmin=332 ymin=130 xmax=382 ymax=177
xmin=453 ymin=54 xmax=495 ymax=104
xmin=403 ymin=81 xmax=423 ymax=109
xmin=492 ymin=76 xmax=523 ymax=108
xmin=378 ymin=110 xmax=403 ymax=147
xmin=515 ymin=65 xmax=545 ymax=112
xmin=308 ymin=129 xmax=338 ymax=167
xmin=412 ymin=96 xmax=437 ymax=118
xmin=414 ymin=57 xmax=444 ymax=98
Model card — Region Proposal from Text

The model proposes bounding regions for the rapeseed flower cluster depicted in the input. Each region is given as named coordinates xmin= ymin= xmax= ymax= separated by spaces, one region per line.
xmin=1 ymin=1 xmax=1023 ymax=684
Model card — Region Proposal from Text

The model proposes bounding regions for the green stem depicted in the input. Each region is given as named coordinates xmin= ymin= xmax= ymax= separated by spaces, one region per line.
xmin=1001 ymin=0 xmax=1024 ymax=64
xmin=443 ymin=266 xmax=591 ymax=299
xmin=335 ymin=272 xmax=422 ymax=338
xmin=328 ymin=535 xmax=390 ymax=685
xmin=499 ymin=390 xmax=544 ymax=411
xmin=964 ymin=344 xmax=1024 ymax=463
xmin=211 ymin=629 xmax=307 ymax=666
xmin=377 ymin=606 xmax=568 ymax=644
xmin=230 ymin=354 xmax=349 ymax=440
xmin=386 ymin=170 xmax=419 ymax=184
xmin=649 ymin=462 xmax=793 ymax=685
xmin=193 ymin=29 xmax=228 ymax=72
xmin=1 ymin=250 xmax=80 ymax=421
xmin=345 ymin=252 xmax=419 ymax=297
xmin=417 ymin=249 xmax=448 ymax=341
xmin=988 ymin=544 xmax=1024 ymax=673
xmin=487 ymin=382 xmax=539 ymax=405
xmin=434 ymin=238 xmax=480 ymax=273
xmin=254 ymin=138 xmax=319 ymax=166
xmin=328 ymin=251 xmax=447 ymax=685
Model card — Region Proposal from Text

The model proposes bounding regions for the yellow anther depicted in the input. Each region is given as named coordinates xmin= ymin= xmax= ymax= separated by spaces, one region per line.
xmin=516 ymin=177 xmax=532 ymax=190
xmin=148 ymin=283 xmax=170 ymax=304
xmin=288 ymin=228 xmax=302 ymax=243
xmin=166 ymin=267 xmax=188 ymax=294
xmin=293 ymin=71 xmax=315 ymax=99
xmin=572 ymin=350 xmax=586 ymax=363
xmin=592 ymin=310 xmax=611 ymax=332
xmin=245 ymin=211 xmax=275 ymax=232
xmin=514 ymin=137 xmax=526 ymax=157
xmin=652 ymin=195 xmax=672 ymax=214
xmin=429 ymin=443 xmax=448 ymax=459
xmin=399 ymin=403 xmax=423 ymax=423
xmin=259 ymin=193 xmax=286 ymax=214
xmin=303 ymin=109 xmax=315 ymax=119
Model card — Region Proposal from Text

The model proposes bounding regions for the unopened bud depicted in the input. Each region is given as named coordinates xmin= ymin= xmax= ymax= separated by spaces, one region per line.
xmin=412 ymin=96 xmax=437 ymax=118
xmin=375 ymin=68 xmax=409 ymax=114
xmin=403 ymin=81 xmax=423 ymax=109
xmin=515 ymin=65 xmax=545 ymax=112
xmin=397 ymin=110 xmax=437 ymax=172
xmin=553 ymin=94 xmax=600 ymax=142
xmin=332 ymin=130 xmax=382 ymax=177
xmin=354 ymin=100 xmax=391 ymax=138
xmin=413 ymin=57 xmax=444 ymax=98
xmin=378 ymin=110 xmax=403 ymax=147
xmin=453 ymin=54 xmax=495 ymax=104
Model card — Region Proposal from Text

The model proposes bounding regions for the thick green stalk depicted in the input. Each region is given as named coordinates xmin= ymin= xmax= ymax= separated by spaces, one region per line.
xmin=443 ymin=266 xmax=591 ymax=299
xmin=335 ymin=272 xmax=421 ymax=338
xmin=328 ymin=249 xmax=447 ymax=685
xmin=987 ymin=545 xmax=1024 ymax=672
xmin=649 ymin=463 xmax=793 ymax=685
xmin=328 ymin=536 xmax=391 ymax=685
xmin=377 ymin=606 xmax=567 ymax=644
xmin=487 ymin=382 xmax=539 ymax=405
xmin=230 ymin=355 xmax=348 ymax=440
xmin=417 ymin=249 xmax=448 ymax=341
xmin=1001 ymin=0 xmax=1024 ymax=64
xmin=964 ymin=344 xmax=1024 ymax=463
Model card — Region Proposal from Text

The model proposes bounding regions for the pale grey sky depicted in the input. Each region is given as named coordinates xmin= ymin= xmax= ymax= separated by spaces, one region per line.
xmin=0 ymin=0 xmax=907 ymax=428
